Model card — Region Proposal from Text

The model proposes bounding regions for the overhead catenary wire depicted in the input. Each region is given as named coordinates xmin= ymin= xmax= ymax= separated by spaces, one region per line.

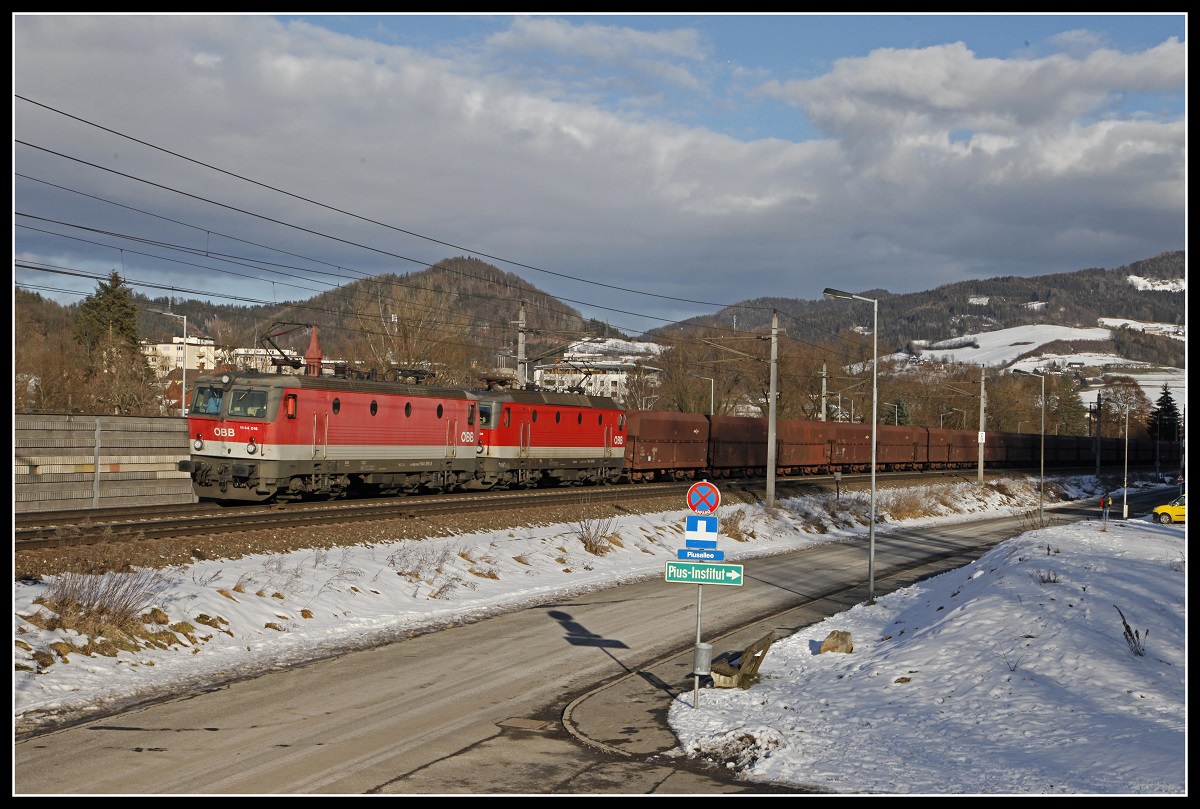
xmin=15 ymin=94 xmax=869 ymax=360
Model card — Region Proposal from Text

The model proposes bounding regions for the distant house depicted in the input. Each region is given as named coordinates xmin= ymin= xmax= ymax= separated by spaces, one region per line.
xmin=141 ymin=336 xmax=216 ymax=379
xmin=968 ymin=297 xmax=989 ymax=306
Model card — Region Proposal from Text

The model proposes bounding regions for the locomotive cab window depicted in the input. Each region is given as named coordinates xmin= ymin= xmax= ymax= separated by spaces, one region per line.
xmin=468 ymin=404 xmax=475 ymax=425
xmin=478 ymin=404 xmax=492 ymax=427
xmin=228 ymin=389 xmax=269 ymax=418
xmin=191 ymin=386 xmax=224 ymax=415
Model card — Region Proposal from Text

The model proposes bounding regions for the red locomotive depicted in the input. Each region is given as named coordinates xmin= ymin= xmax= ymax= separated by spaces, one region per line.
xmin=179 ymin=330 xmax=626 ymax=502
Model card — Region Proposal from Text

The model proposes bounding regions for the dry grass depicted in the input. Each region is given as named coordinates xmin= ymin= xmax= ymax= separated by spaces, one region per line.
xmin=18 ymin=565 xmax=191 ymax=668
xmin=880 ymin=488 xmax=927 ymax=521
xmin=721 ymin=510 xmax=753 ymax=542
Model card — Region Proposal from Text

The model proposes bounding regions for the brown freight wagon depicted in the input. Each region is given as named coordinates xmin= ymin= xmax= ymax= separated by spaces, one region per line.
xmin=623 ymin=410 xmax=709 ymax=482
xmin=775 ymin=418 xmax=836 ymax=474
xmin=875 ymin=424 xmax=926 ymax=470
xmin=943 ymin=427 xmax=979 ymax=469
xmin=830 ymin=421 xmax=873 ymax=472
xmin=707 ymin=415 xmax=769 ymax=478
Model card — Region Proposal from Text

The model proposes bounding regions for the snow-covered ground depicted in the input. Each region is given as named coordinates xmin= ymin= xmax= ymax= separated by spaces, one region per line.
xmin=14 ymin=474 xmax=1186 ymax=794
xmin=913 ymin=322 xmax=1186 ymax=415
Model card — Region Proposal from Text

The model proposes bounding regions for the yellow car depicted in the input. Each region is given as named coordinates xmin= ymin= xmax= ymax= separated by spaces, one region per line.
xmin=1152 ymin=494 xmax=1186 ymax=525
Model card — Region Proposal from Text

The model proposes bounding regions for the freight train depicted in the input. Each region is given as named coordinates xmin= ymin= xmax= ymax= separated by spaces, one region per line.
xmin=179 ymin=365 xmax=1178 ymax=503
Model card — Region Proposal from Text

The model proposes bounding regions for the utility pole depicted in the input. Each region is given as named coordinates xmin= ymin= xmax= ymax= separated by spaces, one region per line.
xmin=516 ymin=302 xmax=527 ymax=388
xmin=819 ymin=363 xmax=828 ymax=421
xmin=766 ymin=311 xmax=778 ymax=509
xmin=1094 ymin=392 xmax=1103 ymax=476
xmin=977 ymin=367 xmax=986 ymax=484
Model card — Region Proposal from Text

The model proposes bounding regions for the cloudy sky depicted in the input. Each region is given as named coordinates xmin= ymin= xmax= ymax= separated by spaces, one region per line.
xmin=13 ymin=14 xmax=1186 ymax=335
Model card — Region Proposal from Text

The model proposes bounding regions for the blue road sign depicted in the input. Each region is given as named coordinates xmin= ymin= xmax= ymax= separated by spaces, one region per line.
xmin=685 ymin=514 xmax=719 ymax=539
xmin=677 ymin=548 xmax=725 ymax=561
xmin=664 ymin=561 xmax=744 ymax=586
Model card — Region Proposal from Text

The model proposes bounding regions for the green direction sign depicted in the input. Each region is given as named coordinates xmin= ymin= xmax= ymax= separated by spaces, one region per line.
xmin=664 ymin=561 xmax=744 ymax=586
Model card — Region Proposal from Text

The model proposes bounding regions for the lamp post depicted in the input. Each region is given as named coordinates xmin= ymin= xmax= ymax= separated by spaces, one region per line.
xmin=155 ymin=311 xmax=187 ymax=417
xmin=1013 ymin=369 xmax=1045 ymax=523
xmin=824 ymin=287 xmax=877 ymax=604
xmin=1123 ymin=406 xmax=1130 ymax=519
xmin=689 ymin=374 xmax=715 ymax=416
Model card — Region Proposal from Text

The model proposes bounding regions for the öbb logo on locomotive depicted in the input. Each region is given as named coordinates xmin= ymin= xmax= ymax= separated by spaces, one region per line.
xmin=179 ymin=367 xmax=1178 ymax=503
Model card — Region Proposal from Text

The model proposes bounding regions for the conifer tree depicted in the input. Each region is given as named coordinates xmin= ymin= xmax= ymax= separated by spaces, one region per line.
xmin=71 ymin=272 xmax=161 ymax=414
xmin=1147 ymin=384 xmax=1181 ymax=442
xmin=72 ymin=270 xmax=142 ymax=351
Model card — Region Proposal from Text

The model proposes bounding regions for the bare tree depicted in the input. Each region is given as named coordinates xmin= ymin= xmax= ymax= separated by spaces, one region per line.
xmin=346 ymin=278 xmax=481 ymax=385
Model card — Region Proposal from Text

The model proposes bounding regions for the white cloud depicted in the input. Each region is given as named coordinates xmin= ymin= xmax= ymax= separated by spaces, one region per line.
xmin=13 ymin=16 xmax=1184 ymax=328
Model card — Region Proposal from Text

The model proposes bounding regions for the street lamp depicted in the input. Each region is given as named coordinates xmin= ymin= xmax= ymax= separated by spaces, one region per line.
xmin=155 ymin=311 xmax=187 ymax=417
xmin=824 ymin=287 xmax=877 ymax=604
xmin=1123 ymin=406 xmax=1130 ymax=519
xmin=1013 ymin=369 xmax=1045 ymax=523
xmin=689 ymin=374 xmax=715 ymax=416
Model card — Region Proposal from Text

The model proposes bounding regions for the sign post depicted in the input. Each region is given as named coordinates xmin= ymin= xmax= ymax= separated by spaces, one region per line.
xmin=670 ymin=482 xmax=740 ymax=708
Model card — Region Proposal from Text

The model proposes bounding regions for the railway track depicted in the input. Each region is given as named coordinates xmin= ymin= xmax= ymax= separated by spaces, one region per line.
xmin=14 ymin=483 xmax=694 ymax=549
xmin=12 ymin=466 xmax=1090 ymax=551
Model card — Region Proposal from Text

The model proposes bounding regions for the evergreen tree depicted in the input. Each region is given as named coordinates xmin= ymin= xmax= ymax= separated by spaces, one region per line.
xmin=1147 ymin=384 xmax=1182 ymax=442
xmin=70 ymin=272 xmax=161 ymax=415
xmin=886 ymin=397 xmax=912 ymax=425
xmin=1048 ymin=376 xmax=1089 ymax=436
xmin=73 ymin=271 xmax=143 ymax=351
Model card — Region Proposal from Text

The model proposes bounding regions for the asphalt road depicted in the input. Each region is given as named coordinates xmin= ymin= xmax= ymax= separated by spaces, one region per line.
xmin=14 ymin=487 xmax=1176 ymax=795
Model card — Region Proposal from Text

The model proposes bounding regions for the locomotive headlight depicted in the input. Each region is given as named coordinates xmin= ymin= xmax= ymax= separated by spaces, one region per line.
xmin=221 ymin=374 xmax=232 ymax=385
xmin=246 ymin=439 xmax=257 ymax=454
xmin=193 ymin=438 xmax=204 ymax=451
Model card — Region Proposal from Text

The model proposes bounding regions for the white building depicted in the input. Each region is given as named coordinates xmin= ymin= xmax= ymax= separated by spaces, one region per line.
xmin=532 ymin=338 xmax=663 ymax=405
xmin=229 ymin=346 xmax=302 ymax=374
xmin=141 ymin=336 xmax=217 ymax=378
xmin=141 ymin=338 xmax=306 ymax=377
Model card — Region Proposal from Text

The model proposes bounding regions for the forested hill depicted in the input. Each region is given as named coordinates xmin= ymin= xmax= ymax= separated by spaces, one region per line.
xmin=644 ymin=251 xmax=1185 ymax=350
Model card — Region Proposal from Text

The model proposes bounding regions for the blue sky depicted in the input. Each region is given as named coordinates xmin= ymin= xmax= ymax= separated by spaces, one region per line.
xmin=278 ymin=14 xmax=1186 ymax=141
xmin=13 ymin=14 xmax=1186 ymax=336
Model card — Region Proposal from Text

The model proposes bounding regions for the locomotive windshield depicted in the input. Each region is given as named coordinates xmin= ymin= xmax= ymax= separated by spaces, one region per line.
xmin=191 ymin=386 xmax=224 ymax=415
xmin=478 ymin=404 xmax=492 ymax=428
xmin=227 ymin=388 xmax=270 ymax=419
